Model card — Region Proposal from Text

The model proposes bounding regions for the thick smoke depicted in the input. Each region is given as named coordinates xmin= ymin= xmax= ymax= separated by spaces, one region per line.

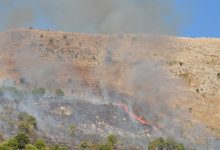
xmin=1 ymin=0 xmax=182 ymax=34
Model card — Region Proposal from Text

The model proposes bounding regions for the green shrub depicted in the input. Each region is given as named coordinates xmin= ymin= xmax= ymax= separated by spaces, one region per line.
xmin=18 ymin=112 xmax=37 ymax=129
xmin=18 ymin=122 xmax=34 ymax=134
xmin=15 ymin=133 xmax=30 ymax=149
xmin=98 ymin=144 xmax=113 ymax=150
xmin=35 ymin=139 xmax=46 ymax=150
xmin=0 ymin=133 xmax=66 ymax=150
xmin=18 ymin=112 xmax=37 ymax=134
xmin=49 ymin=145 xmax=68 ymax=150
xmin=148 ymin=137 xmax=185 ymax=150
xmin=107 ymin=134 xmax=117 ymax=145
xmin=25 ymin=144 xmax=38 ymax=150
xmin=0 ymin=137 xmax=19 ymax=149
xmin=79 ymin=140 xmax=92 ymax=150
xmin=68 ymin=124 xmax=77 ymax=136
xmin=55 ymin=89 xmax=64 ymax=97
xmin=31 ymin=87 xmax=46 ymax=97
xmin=0 ymin=133 xmax=4 ymax=143
xmin=0 ymin=86 xmax=22 ymax=99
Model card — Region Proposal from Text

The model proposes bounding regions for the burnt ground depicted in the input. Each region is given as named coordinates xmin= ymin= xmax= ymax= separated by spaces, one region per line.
xmin=0 ymin=94 xmax=153 ymax=149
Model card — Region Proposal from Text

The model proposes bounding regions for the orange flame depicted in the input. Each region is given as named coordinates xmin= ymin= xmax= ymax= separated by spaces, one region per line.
xmin=113 ymin=103 xmax=159 ymax=130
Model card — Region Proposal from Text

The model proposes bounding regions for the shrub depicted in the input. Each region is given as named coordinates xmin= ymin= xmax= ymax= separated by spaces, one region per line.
xmin=18 ymin=122 xmax=34 ymax=134
xmin=0 ymin=133 xmax=66 ymax=150
xmin=49 ymin=38 xmax=54 ymax=44
xmin=0 ymin=133 xmax=4 ymax=143
xmin=31 ymin=87 xmax=46 ymax=97
xmin=49 ymin=145 xmax=68 ymax=150
xmin=98 ymin=144 xmax=113 ymax=150
xmin=55 ymin=89 xmax=64 ymax=97
xmin=18 ymin=112 xmax=37 ymax=134
xmin=18 ymin=112 xmax=37 ymax=129
xmin=148 ymin=137 xmax=185 ymax=150
xmin=68 ymin=124 xmax=76 ymax=136
xmin=20 ymin=77 xmax=28 ymax=84
xmin=63 ymin=35 xmax=68 ymax=39
xmin=79 ymin=140 xmax=92 ymax=150
xmin=25 ymin=144 xmax=38 ymax=150
xmin=15 ymin=133 xmax=30 ymax=149
xmin=35 ymin=139 xmax=46 ymax=150
xmin=0 ymin=137 xmax=19 ymax=149
xmin=0 ymin=86 xmax=22 ymax=99
xmin=107 ymin=134 xmax=117 ymax=145
xmin=217 ymin=73 xmax=220 ymax=79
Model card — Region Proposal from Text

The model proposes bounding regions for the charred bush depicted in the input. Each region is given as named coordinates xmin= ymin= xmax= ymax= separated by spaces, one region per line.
xmin=63 ymin=35 xmax=68 ymax=39
xmin=49 ymin=38 xmax=54 ymax=45
xmin=217 ymin=72 xmax=220 ymax=79
xmin=19 ymin=77 xmax=28 ymax=84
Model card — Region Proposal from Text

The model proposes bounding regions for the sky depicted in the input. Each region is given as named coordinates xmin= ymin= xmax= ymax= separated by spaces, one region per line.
xmin=0 ymin=0 xmax=219 ymax=37
xmin=177 ymin=0 xmax=220 ymax=38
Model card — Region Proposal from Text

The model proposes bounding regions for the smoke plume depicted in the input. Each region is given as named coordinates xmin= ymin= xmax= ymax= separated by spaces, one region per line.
xmin=1 ymin=0 xmax=183 ymax=34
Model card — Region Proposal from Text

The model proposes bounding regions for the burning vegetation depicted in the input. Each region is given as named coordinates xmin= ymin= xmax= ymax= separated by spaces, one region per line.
xmin=0 ymin=84 xmax=196 ymax=150
xmin=0 ymin=29 xmax=219 ymax=149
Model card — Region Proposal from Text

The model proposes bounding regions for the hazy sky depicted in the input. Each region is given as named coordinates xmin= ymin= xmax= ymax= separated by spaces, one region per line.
xmin=0 ymin=0 xmax=219 ymax=37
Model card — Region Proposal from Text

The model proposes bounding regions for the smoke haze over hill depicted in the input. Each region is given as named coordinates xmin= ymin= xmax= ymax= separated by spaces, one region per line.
xmin=0 ymin=0 xmax=185 ymax=34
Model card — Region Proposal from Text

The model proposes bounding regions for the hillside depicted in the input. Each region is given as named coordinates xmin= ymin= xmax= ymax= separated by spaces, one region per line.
xmin=0 ymin=29 xmax=219 ymax=149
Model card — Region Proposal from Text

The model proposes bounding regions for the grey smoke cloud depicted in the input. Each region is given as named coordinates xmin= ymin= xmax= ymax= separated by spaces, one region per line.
xmin=39 ymin=0 xmax=181 ymax=34
xmin=1 ymin=0 xmax=183 ymax=34
xmin=5 ymin=8 xmax=34 ymax=29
